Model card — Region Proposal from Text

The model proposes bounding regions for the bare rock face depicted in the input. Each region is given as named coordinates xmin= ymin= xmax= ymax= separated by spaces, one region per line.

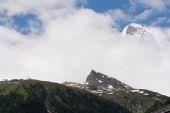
xmin=85 ymin=70 xmax=133 ymax=92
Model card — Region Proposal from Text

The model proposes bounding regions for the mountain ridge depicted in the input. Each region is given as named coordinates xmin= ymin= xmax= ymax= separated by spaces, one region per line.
xmin=64 ymin=70 xmax=170 ymax=113
xmin=0 ymin=70 xmax=169 ymax=113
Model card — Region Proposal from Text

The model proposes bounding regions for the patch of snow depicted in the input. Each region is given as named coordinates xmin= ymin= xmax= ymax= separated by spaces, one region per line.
xmin=66 ymin=84 xmax=76 ymax=86
xmin=144 ymin=93 xmax=149 ymax=96
xmin=75 ymin=86 xmax=81 ymax=88
xmin=131 ymin=89 xmax=140 ymax=93
xmin=108 ymin=85 xmax=113 ymax=89
xmin=89 ymin=90 xmax=103 ymax=94
xmin=97 ymin=89 xmax=103 ymax=92
xmin=154 ymin=98 xmax=161 ymax=101
xmin=131 ymin=89 xmax=144 ymax=94
xmin=131 ymin=89 xmax=149 ymax=96
xmin=106 ymin=85 xmax=118 ymax=92
xmin=98 ymin=80 xmax=103 ymax=83
xmin=107 ymin=92 xmax=113 ymax=95
xmin=138 ymin=91 xmax=144 ymax=94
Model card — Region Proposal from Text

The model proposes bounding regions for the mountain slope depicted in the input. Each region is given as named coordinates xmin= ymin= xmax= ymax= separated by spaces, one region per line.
xmin=64 ymin=70 xmax=169 ymax=113
xmin=145 ymin=99 xmax=170 ymax=113
xmin=0 ymin=79 xmax=131 ymax=113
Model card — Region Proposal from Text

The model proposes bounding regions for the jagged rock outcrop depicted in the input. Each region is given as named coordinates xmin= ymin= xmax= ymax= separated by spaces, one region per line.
xmin=85 ymin=70 xmax=133 ymax=92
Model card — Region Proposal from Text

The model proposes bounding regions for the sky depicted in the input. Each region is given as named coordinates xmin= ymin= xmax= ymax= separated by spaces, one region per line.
xmin=0 ymin=0 xmax=170 ymax=96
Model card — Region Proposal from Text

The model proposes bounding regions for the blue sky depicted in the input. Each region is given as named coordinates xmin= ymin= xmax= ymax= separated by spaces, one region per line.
xmin=84 ymin=0 xmax=130 ymax=13
xmin=0 ymin=12 xmax=43 ymax=35
xmin=84 ymin=0 xmax=170 ymax=28
xmin=12 ymin=13 xmax=43 ymax=35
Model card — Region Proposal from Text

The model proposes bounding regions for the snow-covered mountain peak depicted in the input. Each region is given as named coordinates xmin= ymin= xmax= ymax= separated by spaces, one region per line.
xmin=122 ymin=23 xmax=154 ymax=41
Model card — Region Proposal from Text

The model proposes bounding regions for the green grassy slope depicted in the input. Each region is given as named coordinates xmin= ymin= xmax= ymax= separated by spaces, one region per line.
xmin=100 ymin=90 xmax=169 ymax=113
xmin=0 ymin=79 xmax=131 ymax=113
xmin=145 ymin=98 xmax=170 ymax=113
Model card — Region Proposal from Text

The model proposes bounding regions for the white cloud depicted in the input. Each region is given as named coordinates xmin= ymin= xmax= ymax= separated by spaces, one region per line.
xmin=106 ymin=9 xmax=128 ymax=28
xmin=0 ymin=0 xmax=170 ymax=96
xmin=130 ymin=0 xmax=170 ymax=11
xmin=134 ymin=9 xmax=153 ymax=21
xmin=151 ymin=17 xmax=170 ymax=26
xmin=0 ymin=0 xmax=76 ymax=15
xmin=106 ymin=9 xmax=127 ymax=21
xmin=139 ymin=0 xmax=165 ymax=11
xmin=106 ymin=9 xmax=153 ymax=25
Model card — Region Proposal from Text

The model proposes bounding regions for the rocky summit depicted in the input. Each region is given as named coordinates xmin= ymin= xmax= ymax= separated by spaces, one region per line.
xmin=85 ymin=70 xmax=133 ymax=92
xmin=122 ymin=23 xmax=154 ymax=41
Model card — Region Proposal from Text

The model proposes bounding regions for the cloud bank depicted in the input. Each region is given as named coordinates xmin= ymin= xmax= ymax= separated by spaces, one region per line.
xmin=0 ymin=0 xmax=170 ymax=96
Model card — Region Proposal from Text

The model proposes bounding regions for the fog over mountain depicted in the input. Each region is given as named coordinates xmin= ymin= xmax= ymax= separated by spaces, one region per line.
xmin=0 ymin=0 xmax=170 ymax=96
